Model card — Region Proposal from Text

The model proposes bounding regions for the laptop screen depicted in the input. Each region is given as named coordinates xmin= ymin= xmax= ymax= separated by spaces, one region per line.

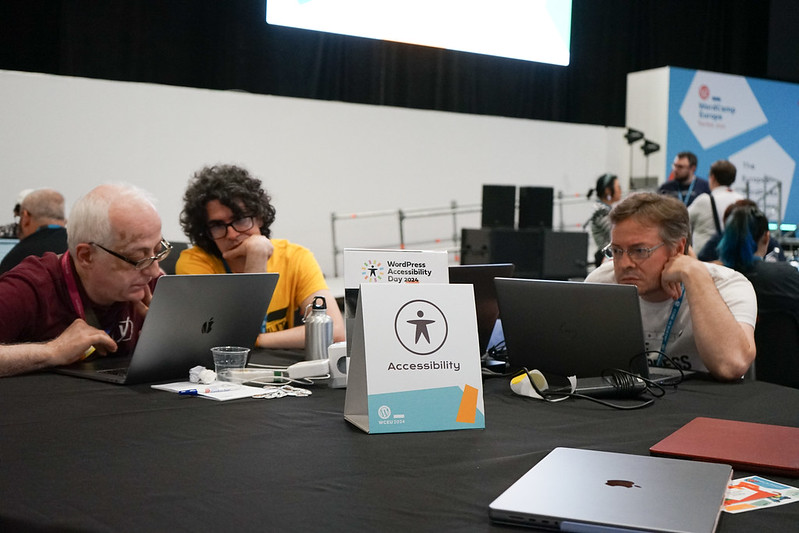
xmin=448 ymin=263 xmax=514 ymax=355
xmin=0 ymin=239 xmax=19 ymax=264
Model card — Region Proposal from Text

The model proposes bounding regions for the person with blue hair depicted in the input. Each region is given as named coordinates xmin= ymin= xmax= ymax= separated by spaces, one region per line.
xmin=718 ymin=204 xmax=799 ymax=315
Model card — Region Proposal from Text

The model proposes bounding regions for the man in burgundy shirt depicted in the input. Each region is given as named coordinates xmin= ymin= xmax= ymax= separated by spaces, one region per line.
xmin=0 ymin=184 xmax=170 ymax=377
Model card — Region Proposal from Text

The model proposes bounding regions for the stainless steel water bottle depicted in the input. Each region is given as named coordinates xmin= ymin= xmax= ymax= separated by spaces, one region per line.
xmin=303 ymin=295 xmax=334 ymax=361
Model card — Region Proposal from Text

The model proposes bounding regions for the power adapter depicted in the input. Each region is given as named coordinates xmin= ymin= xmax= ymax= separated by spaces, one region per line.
xmin=287 ymin=359 xmax=330 ymax=379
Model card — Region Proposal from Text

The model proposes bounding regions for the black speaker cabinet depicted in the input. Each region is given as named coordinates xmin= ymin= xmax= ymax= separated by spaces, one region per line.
xmin=460 ymin=228 xmax=587 ymax=280
xmin=541 ymin=231 xmax=589 ymax=279
xmin=461 ymin=228 xmax=492 ymax=265
xmin=481 ymin=184 xmax=516 ymax=228
xmin=518 ymin=186 xmax=554 ymax=229
xmin=487 ymin=228 xmax=544 ymax=277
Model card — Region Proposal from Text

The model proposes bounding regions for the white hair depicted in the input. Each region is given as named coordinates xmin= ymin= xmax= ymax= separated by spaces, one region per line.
xmin=67 ymin=183 xmax=158 ymax=253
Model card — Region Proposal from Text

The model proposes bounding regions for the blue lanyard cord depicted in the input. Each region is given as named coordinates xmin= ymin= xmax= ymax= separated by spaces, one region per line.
xmin=677 ymin=179 xmax=696 ymax=205
xmin=656 ymin=286 xmax=685 ymax=365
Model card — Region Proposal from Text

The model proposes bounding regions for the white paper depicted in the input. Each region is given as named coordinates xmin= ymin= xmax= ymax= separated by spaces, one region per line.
xmin=151 ymin=381 xmax=264 ymax=401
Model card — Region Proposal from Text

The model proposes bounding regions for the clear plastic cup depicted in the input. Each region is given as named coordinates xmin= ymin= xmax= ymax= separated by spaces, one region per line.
xmin=211 ymin=346 xmax=250 ymax=382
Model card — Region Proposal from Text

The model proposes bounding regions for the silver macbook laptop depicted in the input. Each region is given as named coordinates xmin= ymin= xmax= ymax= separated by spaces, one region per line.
xmin=56 ymin=273 xmax=278 ymax=384
xmin=489 ymin=447 xmax=732 ymax=532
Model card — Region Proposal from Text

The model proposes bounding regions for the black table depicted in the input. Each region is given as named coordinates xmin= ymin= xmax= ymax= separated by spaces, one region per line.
xmin=2 ymin=351 xmax=798 ymax=532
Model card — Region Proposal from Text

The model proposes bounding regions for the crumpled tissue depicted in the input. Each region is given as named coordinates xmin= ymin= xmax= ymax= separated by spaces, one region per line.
xmin=189 ymin=365 xmax=217 ymax=384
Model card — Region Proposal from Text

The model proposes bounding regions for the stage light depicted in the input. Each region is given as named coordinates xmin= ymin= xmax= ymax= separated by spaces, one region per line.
xmin=624 ymin=128 xmax=644 ymax=144
xmin=641 ymin=140 xmax=660 ymax=156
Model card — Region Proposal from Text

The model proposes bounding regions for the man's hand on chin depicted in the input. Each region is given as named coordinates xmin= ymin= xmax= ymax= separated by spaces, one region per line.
xmin=660 ymin=254 xmax=700 ymax=300
xmin=133 ymin=282 xmax=153 ymax=318
xmin=222 ymin=235 xmax=273 ymax=272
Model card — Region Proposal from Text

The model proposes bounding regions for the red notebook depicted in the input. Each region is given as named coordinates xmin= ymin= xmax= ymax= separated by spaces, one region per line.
xmin=650 ymin=417 xmax=799 ymax=477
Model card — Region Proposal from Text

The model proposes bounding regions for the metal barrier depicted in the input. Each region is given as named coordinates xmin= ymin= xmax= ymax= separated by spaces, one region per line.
xmin=744 ymin=176 xmax=782 ymax=229
xmin=330 ymin=201 xmax=481 ymax=277
xmin=330 ymin=192 xmax=596 ymax=277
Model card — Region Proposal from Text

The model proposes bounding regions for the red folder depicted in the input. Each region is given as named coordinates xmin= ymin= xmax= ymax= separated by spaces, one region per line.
xmin=650 ymin=417 xmax=799 ymax=477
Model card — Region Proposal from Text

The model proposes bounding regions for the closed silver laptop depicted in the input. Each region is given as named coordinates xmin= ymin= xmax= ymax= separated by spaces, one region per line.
xmin=489 ymin=447 xmax=732 ymax=532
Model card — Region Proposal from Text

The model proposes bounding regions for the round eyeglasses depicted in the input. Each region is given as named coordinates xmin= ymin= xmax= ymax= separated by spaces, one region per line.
xmin=602 ymin=242 xmax=665 ymax=262
xmin=207 ymin=216 xmax=255 ymax=240
xmin=90 ymin=239 xmax=172 ymax=270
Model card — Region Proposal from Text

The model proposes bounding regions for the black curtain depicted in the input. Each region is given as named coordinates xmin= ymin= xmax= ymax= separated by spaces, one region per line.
xmin=0 ymin=0 xmax=778 ymax=127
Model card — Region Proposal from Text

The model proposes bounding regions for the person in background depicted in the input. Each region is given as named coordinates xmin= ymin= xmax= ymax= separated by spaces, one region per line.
xmin=718 ymin=204 xmax=799 ymax=316
xmin=585 ymin=192 xmax=756 ymax=381
xmin=688 ymin=160 xmax=744 ymax=254
xmin=0 ymin=189 xmax=34 ymax=238
xmin=697 ymin=199 xmax=786 ymax=263
xmin=657 ymin=151 xmax=710 ymax=207
xmin=0 ymin=188 xmax=68 ymax=274
xmin=586 ymin=173 xmax=622 ymax=267
xmin=0 ymin=184 xmax=168 ymax=377
xmin=176 ymin=164 xmax=345 ymax=349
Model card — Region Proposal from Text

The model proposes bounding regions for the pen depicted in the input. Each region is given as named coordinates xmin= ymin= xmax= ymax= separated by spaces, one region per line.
xmin=179 ymin=386 xmax=239 ymax=395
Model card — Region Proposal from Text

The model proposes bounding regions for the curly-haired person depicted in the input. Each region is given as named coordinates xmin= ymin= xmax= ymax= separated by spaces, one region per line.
xmin=176 ymin=164 xmax=344 ymax=349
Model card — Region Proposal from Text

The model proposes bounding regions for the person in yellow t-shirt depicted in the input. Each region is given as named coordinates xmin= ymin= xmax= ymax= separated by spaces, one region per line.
xmin=176 ymin=164 xmax=345 ymax=349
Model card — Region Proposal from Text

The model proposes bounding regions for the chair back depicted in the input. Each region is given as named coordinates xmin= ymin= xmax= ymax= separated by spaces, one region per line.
xmin=158 ymin=241 xmax=190 ymax=275
xmin=754 ymin=310 xmax=799 ymax=389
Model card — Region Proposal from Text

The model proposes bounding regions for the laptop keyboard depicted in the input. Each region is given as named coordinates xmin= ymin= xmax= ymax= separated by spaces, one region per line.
xmin=97 ymin=368 xmax=128 ymax=377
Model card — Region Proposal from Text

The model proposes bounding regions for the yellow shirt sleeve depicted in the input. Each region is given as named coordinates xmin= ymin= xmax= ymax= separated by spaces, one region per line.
xmin=265 ymin=240 xmax=329 ymax=331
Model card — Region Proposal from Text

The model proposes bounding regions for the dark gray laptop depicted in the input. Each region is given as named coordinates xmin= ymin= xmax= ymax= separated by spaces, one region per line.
xmin=489 ymin=447 xmax=732 ymax=532
xmin=495 ymin=278 xmax=649 ymax=378
xmin=56 ymin=273 xmax=278 ymax=384
xmin=448 ymin=263 xmax=515 ymax=355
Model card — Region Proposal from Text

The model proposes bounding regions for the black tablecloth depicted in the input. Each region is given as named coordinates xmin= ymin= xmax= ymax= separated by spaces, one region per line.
xmin=2 ymin=351 xmax=798 ymax=532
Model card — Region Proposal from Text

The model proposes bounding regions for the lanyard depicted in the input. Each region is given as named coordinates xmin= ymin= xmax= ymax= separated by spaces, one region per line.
xmin=677 ymin=179 xmax=696 ymax=205
xmin=60 ymin=251 xmax=104 ymax=329
xmin=61 ymin=252 xmax=85 ymax=319
xmin=657 ymin=286 xmax=685 ymax=365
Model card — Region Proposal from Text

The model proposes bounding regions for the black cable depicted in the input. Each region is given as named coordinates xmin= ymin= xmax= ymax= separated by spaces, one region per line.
xmin=604 ymin=367 xmax=665 ymax=398
xmin=481 ymin=340 xmax=510 ymax=376
xmin=483 ymin=340 xmax=508 ymax=361
xmin=643 ymin=349 xmax=687 ymax=386
xmin=516 ymin=367 xmax=656 ymax=410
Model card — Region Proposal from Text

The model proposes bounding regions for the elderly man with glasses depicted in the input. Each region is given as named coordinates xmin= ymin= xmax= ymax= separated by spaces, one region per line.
xmin=585 ymin=192 xmax=756 ymax=381
xmin=176 ymin=164 xmax=344 ymax=350
xmin=0 ymin=184 xmax=169 ymax=377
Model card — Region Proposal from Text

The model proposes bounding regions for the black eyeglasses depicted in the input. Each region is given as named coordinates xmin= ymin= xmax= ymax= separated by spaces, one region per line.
xmin=207 ymin=216 xmax=255 ymax=239
xmin=90 ymin=238 xmax=172 ymax=270
xmin=602 ymin=242 xmax=664 ymax=262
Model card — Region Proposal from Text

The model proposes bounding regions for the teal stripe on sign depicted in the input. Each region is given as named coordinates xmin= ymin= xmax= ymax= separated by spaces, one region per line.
xmin=368 ymin=386 xmax=484 ymax=434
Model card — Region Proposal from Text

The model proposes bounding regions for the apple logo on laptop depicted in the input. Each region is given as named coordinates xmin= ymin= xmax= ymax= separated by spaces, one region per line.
xmin=201 ymin=317 xmax=214 ymax=334
xmin=605 ymin=480 xmax=641 ymax=489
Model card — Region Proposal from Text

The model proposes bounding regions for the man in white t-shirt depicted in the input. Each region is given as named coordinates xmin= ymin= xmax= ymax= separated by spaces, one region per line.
xmin=585 ymin=192 xmax=756 ymax=381
xmin=688 ymin=159 xmax=744 ymax=254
